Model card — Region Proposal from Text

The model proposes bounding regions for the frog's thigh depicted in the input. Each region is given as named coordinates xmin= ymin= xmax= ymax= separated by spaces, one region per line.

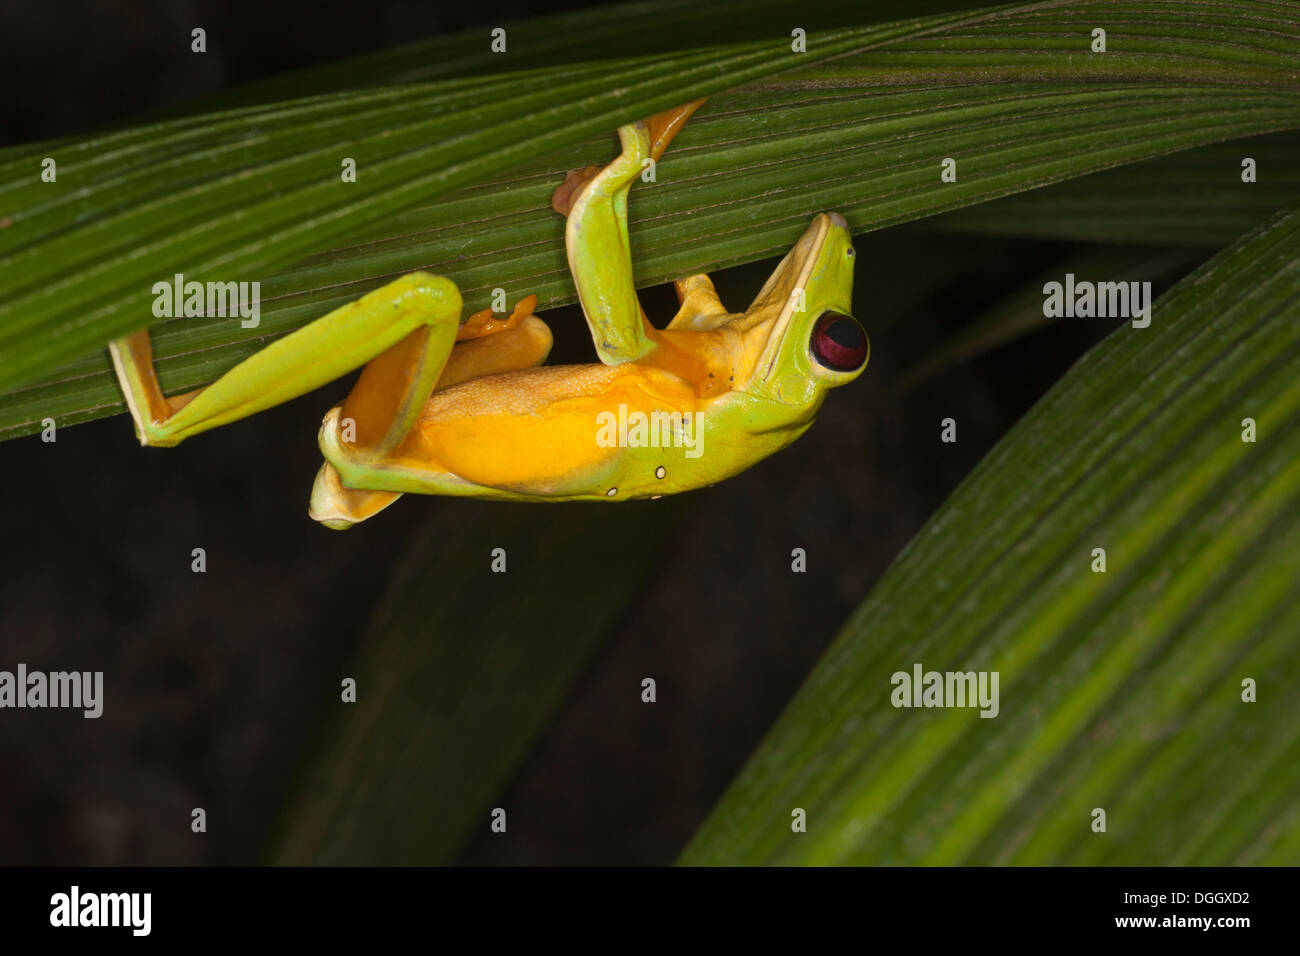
xmin=311 ymin=317 xmax=554 ymax=521
xmin=316 ymin=407 xmax=558 ymax=502
xmin=304 ymin=281 xmax=475 ymax=530
xmin=323 ymin=389 xmax=626 ymax=501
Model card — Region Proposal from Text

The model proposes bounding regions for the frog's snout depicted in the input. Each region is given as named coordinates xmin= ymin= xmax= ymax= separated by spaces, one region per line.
xmin=826 ymin=212 xmax=848 ymax=229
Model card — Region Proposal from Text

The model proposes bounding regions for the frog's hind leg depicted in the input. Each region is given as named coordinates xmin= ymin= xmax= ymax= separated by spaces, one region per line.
xmin=109 ymin=272 xmax=462 ymax=448
xmin=309 ymin=294 xmax=552 ymax=528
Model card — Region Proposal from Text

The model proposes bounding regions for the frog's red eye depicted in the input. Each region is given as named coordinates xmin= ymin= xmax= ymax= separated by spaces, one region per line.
xmin=811 ymin=312 xmax=867 ymax=372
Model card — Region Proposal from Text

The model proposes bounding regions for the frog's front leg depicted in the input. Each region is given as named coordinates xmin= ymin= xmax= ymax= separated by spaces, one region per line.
xmin=551 ymin=99 xmax=705 ymax=217
xmin=561 ymin=100 xmax=704 ymax=367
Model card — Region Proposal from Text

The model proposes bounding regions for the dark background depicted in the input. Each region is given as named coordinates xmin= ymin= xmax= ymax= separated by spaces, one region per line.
xmin=0 ymin=0 xmax=1139 ymax=864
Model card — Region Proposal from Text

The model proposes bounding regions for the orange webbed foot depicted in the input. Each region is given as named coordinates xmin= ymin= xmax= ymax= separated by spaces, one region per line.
xmin=550 ymin=98 xmax=707 ymax=217
xmin=456 ymin=293 xmax=540 ymax=341
xmin=551 ymin=165 xmax=603 ymax=217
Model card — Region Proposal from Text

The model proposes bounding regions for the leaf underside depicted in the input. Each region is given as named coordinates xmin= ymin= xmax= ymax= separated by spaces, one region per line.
xmin=2 ymin=0 xmax=1298 ymax=440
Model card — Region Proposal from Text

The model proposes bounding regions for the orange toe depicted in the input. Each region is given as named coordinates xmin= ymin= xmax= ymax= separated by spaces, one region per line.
xmin=457 ymin=294 xmax=540 ymax=340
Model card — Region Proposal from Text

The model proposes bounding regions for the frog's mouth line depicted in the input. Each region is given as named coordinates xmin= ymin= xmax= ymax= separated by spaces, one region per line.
xmin=753 ymin=212 xmax=842 ymax=385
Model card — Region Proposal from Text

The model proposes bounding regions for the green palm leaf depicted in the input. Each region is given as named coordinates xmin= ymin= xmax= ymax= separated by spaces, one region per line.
xmin=0 ymin=4 xmax=987 ymax=393
xmin=270 ymin=500 xmax=677 ymax=865
xmin=3 ymin=0 xmax=1298 ymax=439
xmin=681 ymin=204 xmax=1300 ymax=865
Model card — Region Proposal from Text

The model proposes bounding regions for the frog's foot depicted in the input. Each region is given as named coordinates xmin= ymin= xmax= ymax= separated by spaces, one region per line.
xmin=550 ymin=98 xmax=707 ymax=217
xmin=552 ymin=165 xmax=604 ymax=217
xmin=308 ymin=460 xmax=402 ymax=531
xmin=310 ymin=405 xmax=416 ymax=529
xmin=646 ymin=97 xmax=706 ymax=161
xmin=456 ymin=293 xmax=539 ymax=340
xmin=108 ymin=330 xmax=204 ymax=446
xmin=314 ymin=404 xmax=461 ymax=505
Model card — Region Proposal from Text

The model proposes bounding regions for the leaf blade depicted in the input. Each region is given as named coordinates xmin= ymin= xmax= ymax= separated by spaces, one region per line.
xmin=2 ymin=0 xmax=1298 ymax=436
xmin=680 ymin=203 xmax=1300 ymax=865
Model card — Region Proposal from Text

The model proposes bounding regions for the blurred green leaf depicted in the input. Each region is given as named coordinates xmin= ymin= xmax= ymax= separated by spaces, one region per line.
xmin=894 ymin=245 xmax=1199 ymax=391
xmin=927 ymin=130 xmax=1300 ymax=245
xmin=3 ymin=0 xmax=1300 ymax=438
xmin=270 ymin=499 xmax=679 ymax=865
xmin=200 ymin=0 xmax=984 ymax=109
xmin=681 ymin=204 xmax=1300 ymax=865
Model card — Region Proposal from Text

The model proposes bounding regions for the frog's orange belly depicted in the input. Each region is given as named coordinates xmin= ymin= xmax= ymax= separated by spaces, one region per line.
xmin=399 ymin=363 xmax=708 ymax=492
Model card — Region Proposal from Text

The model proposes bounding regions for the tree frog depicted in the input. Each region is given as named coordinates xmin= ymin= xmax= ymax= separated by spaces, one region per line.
xmin=109 ymin=101 xmax=869 ymax=529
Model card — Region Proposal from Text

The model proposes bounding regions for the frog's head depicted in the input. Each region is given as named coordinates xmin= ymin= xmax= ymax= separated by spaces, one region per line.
xmin=741 ymin=212 xmax=867 ymax=409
